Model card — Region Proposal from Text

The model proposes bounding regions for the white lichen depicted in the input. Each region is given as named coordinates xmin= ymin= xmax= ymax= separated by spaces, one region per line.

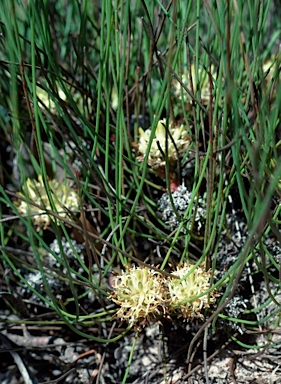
xmin=158 ymin=185 xmax=206 ymax=231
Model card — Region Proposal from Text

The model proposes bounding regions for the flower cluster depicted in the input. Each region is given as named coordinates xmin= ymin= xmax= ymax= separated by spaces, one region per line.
xmin=110 ymin=263 xmax=217 ymax=328
xmin=36 ymin=85 xmax=67 ymax=114
xmin=36 ymin=83 xmax=93 ymax=118
xmin=17 ymin=175 xmax=80 ymax=230
xmin=136 ymin=118 xmax=190 ymax=175
xmin=262 ymin=56 xmax=280 ymax=87
xmin=172 ymin=64 xmax=215 ymax=106
xmin=167 ymin=264 xmax=216 ymax=319
xmin=110 ymin=266 xmax=165 ymax=327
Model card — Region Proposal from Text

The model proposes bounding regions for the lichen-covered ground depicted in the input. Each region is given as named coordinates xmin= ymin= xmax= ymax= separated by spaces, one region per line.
xmin=1 ymin=208 xmax=281 ymax=383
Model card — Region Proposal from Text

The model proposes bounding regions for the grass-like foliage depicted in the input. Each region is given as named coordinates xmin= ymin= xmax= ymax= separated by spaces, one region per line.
xmin=1 ymin=0 xmax=281 ymax=382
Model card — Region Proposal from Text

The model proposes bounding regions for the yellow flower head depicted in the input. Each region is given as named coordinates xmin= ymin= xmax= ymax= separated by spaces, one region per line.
xmin=167 ymin=263 xmax=216 ymax=320
xmin=17 ymin=176 xmax=79 ymax=230
xmin=136 ymin=118 xmax=190 ymax=171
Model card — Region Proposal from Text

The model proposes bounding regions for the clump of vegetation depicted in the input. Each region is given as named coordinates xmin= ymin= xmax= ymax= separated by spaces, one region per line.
xmin=1 ymin=0 xmax=281 ymax=383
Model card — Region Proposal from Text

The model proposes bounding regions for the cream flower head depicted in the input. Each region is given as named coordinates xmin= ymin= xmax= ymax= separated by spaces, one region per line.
xmin=136 ymin=118 xmax=190 ymax=172
xmin=262 ymin=56 xmax=280 ymax=90
xmin=167 ymin=263 xmax=216 ymax=320
xmin=110 ymin=266 xmax=166 ymax=327
xmin=172 ymin=64 xmax=215 ymax=105
xmin=17 ymin=175 xmax=80 ymax=230
xmin=36 ymin=83 xmax=93 ymax=118
xmin=36 ymin=85 xmax=67 ymax=113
